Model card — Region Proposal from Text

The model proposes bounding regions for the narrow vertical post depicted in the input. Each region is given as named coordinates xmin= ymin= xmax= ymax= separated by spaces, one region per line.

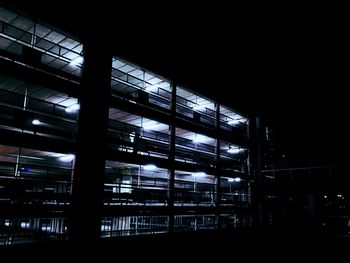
xmin=168 ymin=83 xmax=176 ymax=232
xmin=249 ymin=116 xmax=265 ymax=228
xmin=215 ymin=103 xmax=221 ymax=228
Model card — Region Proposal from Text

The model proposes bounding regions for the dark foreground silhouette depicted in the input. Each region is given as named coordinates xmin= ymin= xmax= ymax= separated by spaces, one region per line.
xmin=1 ymin=227 xmax=348 ymax=261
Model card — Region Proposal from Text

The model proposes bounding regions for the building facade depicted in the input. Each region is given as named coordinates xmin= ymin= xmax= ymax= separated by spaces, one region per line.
xmin=0 ymin=6 xmax=253 ymax=245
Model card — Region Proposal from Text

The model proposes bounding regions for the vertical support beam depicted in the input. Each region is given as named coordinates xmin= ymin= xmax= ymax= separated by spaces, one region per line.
xmin=215 ymin=103 xmax=221 ymax=228
xmin=255 ymin=117 xmax=262 ymax=173
xmin=69 ymin=40 xmax=111 ymax=245
xmin=249 ymin=116 xmax=265 ymax=228
xmin=168 ymin=83 xmax=177 ymax=232
xmin=306 ymin=192 xmax=319 ymax=229
xmin=249 ymin=116 xmax=258 ymax=227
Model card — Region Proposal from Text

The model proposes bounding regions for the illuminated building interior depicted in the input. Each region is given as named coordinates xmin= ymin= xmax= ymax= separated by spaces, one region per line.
xmin=0 ymin=6 xmax=251 ymax=245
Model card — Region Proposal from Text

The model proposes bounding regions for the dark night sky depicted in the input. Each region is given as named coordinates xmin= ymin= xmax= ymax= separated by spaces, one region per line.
xmin=2 ymin=1 xmax=349 ymax=166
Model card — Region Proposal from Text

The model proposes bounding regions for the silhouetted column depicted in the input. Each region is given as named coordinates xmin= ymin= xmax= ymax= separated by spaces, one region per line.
xmin=307 ymin=192 xmax=320 ymax=228
xmin=215 ymin=103 xmax=221 ymax=227
xmin=69 ymin=40 xmax=111 ymax=245
xmin=249 ymin=116 xmax=265 ymax=228
xmin=168 ymin=83 xmax=176 ymax=232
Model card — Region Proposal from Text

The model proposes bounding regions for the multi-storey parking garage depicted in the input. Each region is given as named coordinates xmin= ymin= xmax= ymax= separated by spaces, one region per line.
xmin=0 ymin=5 xmax=253 ymax=245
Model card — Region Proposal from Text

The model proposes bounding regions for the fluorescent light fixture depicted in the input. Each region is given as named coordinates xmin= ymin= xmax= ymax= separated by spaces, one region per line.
xmin=70 ymin=56 xmax=84 ymax=66
xmin=21 ymin=222 xmax=29 ymax=228
xmin=142 ymin=121 xmax=168 ymax=131
xmin=228 ymin=178 xmax=234 ymax=182
xmin=65 ymin=103 xmax=80 ymax=113
xmin=192 ymin=134 xmax=209 ymax=143
xmin=227 ymin=147 xmax=242 ymax=154
xmin=143 ymin=123 xmax=159 ymax=130
xmin=228 ymin=119 xmax=241 ymax=125
xmin=32 ymin=119 xmax=41 ymax=125
xmin=234 ymin=177 xmax=241 ymax=182
xmin=192 ymin=172 xmax=206 ymax=177
xmin=59 ymin=154 xmax=75 ymax=162
xmin=143 ymin=164 xmax=157 ymax=171
xmin=51 ymin=153 xmax=66 ymax=158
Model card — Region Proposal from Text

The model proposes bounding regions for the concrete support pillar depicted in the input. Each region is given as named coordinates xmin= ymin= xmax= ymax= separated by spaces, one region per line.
xmin=69 ymin=39 xmax=111 ymax=245
xmin=307 ymin=192 xmax=319 ymax=228
xmin=215 ymin=103 xmax=221 ymax=228
xmin=249 ymin=116 xmax=265 ymax=228
xmin=168 ymin=83 xmax=176 ymax=232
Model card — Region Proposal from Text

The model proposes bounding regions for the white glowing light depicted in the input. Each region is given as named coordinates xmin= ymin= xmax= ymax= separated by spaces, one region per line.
xmin=51 ymin=153 xmax=66 ymax=158
xmin=129 ymin=133 xmax=135 ymax=143
xmin=192 ymin=134 xmax=210 ymax=143
xmin=32 ymin=119 xmax=41 ymax=125
xmin=65 ymin=104 xmax=80 ymax=113
xmin=143 ymin=122 xmax=159 ymax=130
xmin=192 ymin=172 xmax=206 ymax=177
xmin=234 ymin=177 xmax=241 ymax=182
xmin=59 ymin=154 xmax=75 ymax=162
xmin=228 ymin=119 xmax=241 ymax=125
xmin=70 ymin=56 xmax=84 ymax=66
xmin=193 ymin=105 xmax=206 ymax=111
xmin=144 ymin=164 xmax=157 ymax=171
xmin=142 ymin=121 xmax=168 ymax=132
xmin=228 ymin=178 xmax=234 ymax=182
xmin=227 ymin=147 xmax=242 ymax=154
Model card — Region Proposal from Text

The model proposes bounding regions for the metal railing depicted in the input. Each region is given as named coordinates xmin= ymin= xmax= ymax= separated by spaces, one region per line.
xmin=0 ymin=217 xmax=68 ymax=245
xmin=100 ymin=215 xmax=168 ymax=237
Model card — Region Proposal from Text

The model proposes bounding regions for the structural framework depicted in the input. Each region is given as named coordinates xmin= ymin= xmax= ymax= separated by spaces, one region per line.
xmin=0 ymin=6 xmax=253 ymax=245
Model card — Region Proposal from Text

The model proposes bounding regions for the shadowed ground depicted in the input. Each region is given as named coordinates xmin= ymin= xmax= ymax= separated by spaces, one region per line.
xmin=1 ymin=227 xmax=348 ymax=261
